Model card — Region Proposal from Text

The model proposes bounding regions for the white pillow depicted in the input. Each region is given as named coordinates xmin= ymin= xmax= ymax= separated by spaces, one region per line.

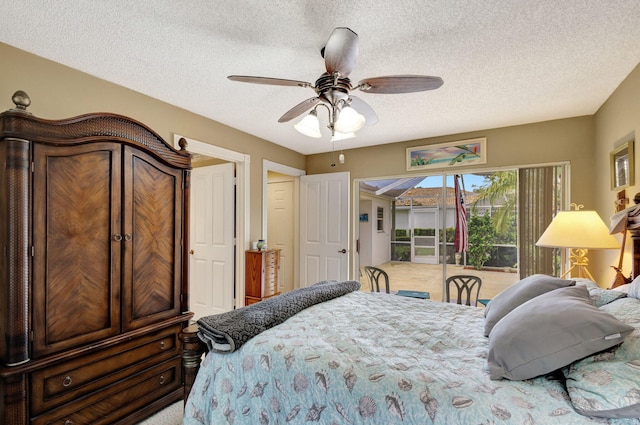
xmin=575 ymin=279 xmax=628 ymax=307
xmin=628 ymin=276 xmax=640 ymax=299
xmin=613 ymin=283 xmax=631 ymax=294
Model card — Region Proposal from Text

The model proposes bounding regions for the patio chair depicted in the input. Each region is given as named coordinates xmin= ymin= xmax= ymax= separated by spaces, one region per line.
xmin=445 ymin=275 xmax=482 ymax=306
xmin=363 ymin=266 xmax=390 ymax=294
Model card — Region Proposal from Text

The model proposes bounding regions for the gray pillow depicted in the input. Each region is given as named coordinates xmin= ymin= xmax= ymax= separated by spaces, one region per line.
xmin=483 ymin=274 xmax=575 ymax=336
xmin=487 ymin=285 xmax=634 ymax=381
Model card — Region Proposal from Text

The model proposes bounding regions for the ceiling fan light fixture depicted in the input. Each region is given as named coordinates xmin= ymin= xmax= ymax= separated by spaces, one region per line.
xmin=294 ymin=110 xmax=322 ymax=138
xmin=331 ymin=131 xmax=356 ymax=142
xmin=334 ymin=105 xmax=365 ymax=133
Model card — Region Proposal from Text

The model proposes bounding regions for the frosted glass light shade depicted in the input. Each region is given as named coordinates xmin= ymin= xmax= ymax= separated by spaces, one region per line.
xmin=294 ymin=111 xmax=322 ymax=138
xmin=334 ymin=106 xmax=365 ymax=133
xmin=536 ymin=210 xmax=620 ymax=249
xmin=331 ymin=131 xmax=356 ymax=141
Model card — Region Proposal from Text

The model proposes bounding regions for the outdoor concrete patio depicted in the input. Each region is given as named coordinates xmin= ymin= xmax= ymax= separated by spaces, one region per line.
xmin=360 ymin=261 xmax=519 ymax=303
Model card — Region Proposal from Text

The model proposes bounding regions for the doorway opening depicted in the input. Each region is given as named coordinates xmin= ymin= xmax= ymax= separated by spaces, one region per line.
xmin=263 ymin=160 xmax=305 ymax=293
xmin=174 ymin=134 xmax=250 ymax=318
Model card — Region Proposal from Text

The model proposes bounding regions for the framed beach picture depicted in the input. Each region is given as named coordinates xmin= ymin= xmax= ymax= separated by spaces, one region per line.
xmin=406 ymin=137 xmax=487 ymax=171
xmin=611 ymin=140 xmax=634 ymax=189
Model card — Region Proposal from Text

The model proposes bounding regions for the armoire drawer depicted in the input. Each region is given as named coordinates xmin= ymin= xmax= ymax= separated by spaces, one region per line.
xmin=30 ymin=324 xmax=181 ymax=415
xmin=31 ymin=357 xmax=182 ymax=425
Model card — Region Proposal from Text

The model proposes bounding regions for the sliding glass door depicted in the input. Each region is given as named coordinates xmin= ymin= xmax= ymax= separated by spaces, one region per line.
xmin=356 ymin=164 xmax=566 ymax=301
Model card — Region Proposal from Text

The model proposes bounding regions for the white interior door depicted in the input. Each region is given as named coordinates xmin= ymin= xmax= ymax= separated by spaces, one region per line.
xmin=267 ymin=178 xmax=294 ymax=293
xmin=299 ymin=172 xmax=350 ymax=287
xmin=189 ymin=162 xmax=235 ymax=319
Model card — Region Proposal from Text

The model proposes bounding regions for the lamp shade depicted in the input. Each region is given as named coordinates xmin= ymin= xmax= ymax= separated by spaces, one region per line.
xmin=536 ymin=210 xmax=620 ymax=249
xmin=294 ymin=110 xmax=322 ymax=138
xmin=334 ymin=106 xmax=365 ymax=133
xmin=330 ymin=131 xmax=356 ymax=142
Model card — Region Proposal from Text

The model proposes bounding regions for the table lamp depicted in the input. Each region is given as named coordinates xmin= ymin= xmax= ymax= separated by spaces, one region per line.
xmin=536 ymin=204 xmax=620 ymax=280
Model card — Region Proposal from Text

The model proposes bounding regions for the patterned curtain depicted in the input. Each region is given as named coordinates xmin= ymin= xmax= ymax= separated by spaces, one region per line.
xmin=518 ymin=166 xmax=564 ymax=278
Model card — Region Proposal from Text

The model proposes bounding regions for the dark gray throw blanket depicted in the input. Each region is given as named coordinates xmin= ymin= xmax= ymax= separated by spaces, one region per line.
xmin=197 ymin=280 xmax=361 ymax=353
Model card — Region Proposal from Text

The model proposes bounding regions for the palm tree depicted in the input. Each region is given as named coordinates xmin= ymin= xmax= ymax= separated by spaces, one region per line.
xmin=470 ymin=171 xmax=517 ymax=236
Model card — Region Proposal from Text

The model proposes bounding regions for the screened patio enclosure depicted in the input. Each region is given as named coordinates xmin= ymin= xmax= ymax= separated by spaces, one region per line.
xmin=358 ymin=173 xmax=518 ymax=271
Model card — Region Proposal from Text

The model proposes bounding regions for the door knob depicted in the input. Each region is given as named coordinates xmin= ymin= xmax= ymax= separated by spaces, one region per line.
xmin=189 ymin=249 xmax=195 ymax=255
xmin=338 ymin=249 xmax=347 ymax=254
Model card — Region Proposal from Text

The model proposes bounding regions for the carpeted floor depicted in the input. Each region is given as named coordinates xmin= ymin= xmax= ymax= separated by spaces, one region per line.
xmin=136 ymin=401 xmax=183 ymax=425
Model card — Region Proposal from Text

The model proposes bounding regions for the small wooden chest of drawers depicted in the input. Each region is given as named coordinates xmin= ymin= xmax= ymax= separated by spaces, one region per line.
xmin=245 ymin=249 xmax=281 ymax=305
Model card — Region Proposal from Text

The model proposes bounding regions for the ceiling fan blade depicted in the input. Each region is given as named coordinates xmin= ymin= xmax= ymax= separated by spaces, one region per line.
xmin=357 ymin=75 xmax=444 ymax=94
xmin=323 ymin=27 xmax=358 ymax=77
xmin=278 ymin=97 xmax=321 ymax=122
xmin=349 ymin=96 xmax=378 ymax=126
xmin=228 ymin=75 xmax=313 ymax=88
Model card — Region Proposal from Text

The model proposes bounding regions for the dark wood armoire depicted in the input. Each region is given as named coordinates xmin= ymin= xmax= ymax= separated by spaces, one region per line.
xmin=0 ymin=91 xmax=193 ymax=425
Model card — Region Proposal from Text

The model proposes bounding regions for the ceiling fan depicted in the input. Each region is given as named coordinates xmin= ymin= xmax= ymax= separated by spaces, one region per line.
xmin=228 ymin=27 xmax=443 ymax=140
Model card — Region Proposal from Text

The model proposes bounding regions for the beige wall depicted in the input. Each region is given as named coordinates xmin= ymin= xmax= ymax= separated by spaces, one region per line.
xmin=308 ymin=116 xmax=597 ymax=278
xmin=592 ymin=62 xmax=640 ymax=283
xmin=307 ymin=117 xmax=595 ymax=208
xmin=0 ymin=42 xmax=306 ymax=244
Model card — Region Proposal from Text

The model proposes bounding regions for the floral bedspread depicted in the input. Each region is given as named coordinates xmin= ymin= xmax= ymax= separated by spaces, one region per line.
xmin=183 ymin=291 xmax=639 ymax=424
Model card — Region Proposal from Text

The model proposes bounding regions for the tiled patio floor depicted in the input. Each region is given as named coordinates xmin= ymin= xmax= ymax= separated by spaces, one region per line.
xmin=360 ymin=261 xmax=519 ymax=303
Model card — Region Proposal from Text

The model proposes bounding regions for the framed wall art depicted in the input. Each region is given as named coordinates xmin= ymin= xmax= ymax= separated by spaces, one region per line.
xmin=610 ymin=140 xmax=634 ymax=189
xmin=406 ymin=137 xmax=486 ymax=171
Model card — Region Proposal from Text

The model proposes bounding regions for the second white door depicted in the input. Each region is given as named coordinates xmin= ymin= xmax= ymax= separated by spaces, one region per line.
xmin=189 ymin=162 xmax=235 ymax=319
xmin=267 ymin=178 xmax=295 ymax=293
xmin=299 ymin=172 xmax=350 ymax=287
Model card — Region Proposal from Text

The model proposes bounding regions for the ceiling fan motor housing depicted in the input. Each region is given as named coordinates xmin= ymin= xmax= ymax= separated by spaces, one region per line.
xmin=316 ymin=73 xmax=351 ymax=106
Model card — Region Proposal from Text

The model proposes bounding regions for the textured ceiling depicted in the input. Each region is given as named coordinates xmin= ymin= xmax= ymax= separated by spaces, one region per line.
xmin=2 ymin=1 xmax=640 ymax=155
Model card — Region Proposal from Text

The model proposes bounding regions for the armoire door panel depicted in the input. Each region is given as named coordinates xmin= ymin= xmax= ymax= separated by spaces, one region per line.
xmin=32 ymin=143 xmax=122 ymax=357
xmin=122 ymin=147 xmax=182 ymax=330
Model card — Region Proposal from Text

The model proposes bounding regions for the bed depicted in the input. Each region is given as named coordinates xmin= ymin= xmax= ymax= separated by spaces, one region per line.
xmin=182 ymin=282 xmax=640 ymax=424
xmin=181 ymin=211 xmax=640 ymax=424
